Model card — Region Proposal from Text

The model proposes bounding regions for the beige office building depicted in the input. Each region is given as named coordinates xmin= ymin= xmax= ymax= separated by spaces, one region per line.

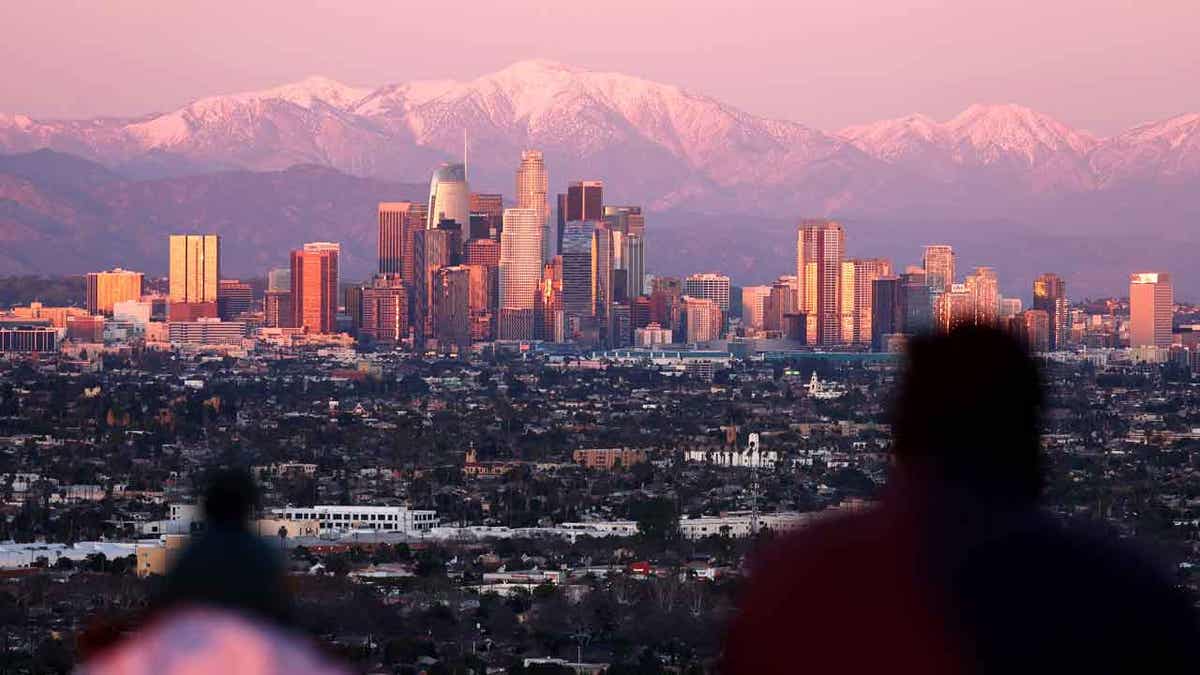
xmin=86 ymin=268 xmax=143 ymax=315
xmin=1130 ymin=272 xmax=1173 ymax=348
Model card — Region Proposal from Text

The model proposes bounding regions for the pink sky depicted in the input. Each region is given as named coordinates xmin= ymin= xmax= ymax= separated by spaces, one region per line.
xmin=3 ymin=0 xmax=1198 ymax=134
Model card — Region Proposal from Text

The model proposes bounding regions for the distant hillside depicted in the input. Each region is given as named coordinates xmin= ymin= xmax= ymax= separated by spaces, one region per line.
xmin=0 ymin=150 xmax=424 ymax=280
xmin=1 ymin=149 xmax=1197 ymax=299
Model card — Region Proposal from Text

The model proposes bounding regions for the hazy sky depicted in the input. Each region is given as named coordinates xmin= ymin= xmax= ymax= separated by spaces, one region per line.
xmin=4 ymin=0 xmax=1198 ymax=134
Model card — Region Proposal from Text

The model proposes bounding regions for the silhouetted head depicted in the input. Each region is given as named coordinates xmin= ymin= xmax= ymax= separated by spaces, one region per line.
xmin=892 ymin=326 xmax=1043 ymax=504
xmin=202 ymin=469 xmax=258 ymax=528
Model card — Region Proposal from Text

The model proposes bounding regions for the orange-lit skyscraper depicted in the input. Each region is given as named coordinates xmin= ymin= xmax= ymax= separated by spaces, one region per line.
xmin=922 ymin=244 xmax=955 ymax=294
xmin=840 ymin=258 xmax=892 ymax=344
xmin=86 ymin=268 xmax=143 ymax=315
xmin=797 ymin=220 xmax=845 ymax=345
xmin=290 ymin=245 xmax=338 ymax=334
xmin=965 ymin=266 xmax=1000 ymax=327
xmin=378 ymin=201 xmax=424 ymax=277
xmin=1130 ymin=272 xmax=1173 ymax=348
xmin=168 ymin=234 xmax=220 ymax=303
xmin=1033 ymin=273 xmax=1069 ymax=350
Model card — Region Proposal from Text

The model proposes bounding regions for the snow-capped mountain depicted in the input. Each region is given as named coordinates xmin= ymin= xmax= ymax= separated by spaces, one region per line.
xmin=1 ymin=60 xmax=1199 ymax=215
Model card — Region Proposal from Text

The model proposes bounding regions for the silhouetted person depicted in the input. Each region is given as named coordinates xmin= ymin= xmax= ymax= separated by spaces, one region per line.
xmin=723 ymin=327 xmax=1199 ymax=673
xmin=80 ymin=470 xmax=346 ymax=675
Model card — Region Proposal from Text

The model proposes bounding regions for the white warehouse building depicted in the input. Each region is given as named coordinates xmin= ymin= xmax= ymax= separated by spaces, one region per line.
xmin=270 ymin=505 xmax=439 ymax=535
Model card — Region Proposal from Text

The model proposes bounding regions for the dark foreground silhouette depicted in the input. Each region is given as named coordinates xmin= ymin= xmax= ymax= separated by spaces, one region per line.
xmin=79 ymin=470 xmax=346 ymax=675
xmin=724 ymin=327 xmax=1199 ymax=673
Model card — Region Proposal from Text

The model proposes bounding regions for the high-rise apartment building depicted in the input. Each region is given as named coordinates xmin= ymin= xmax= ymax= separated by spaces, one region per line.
xmin=290 ymin=245 xmax=338 ymax=334
xmin=427 ymin=163 xmax=470 ymax=229
xmin=1021 ymin=309 xmax=1051 ymax=353
xmin=498 ymin=208 xmax=545 ymax=340
xmin=741 ymin=286 xmax=772 ymax=332
xmin=840 ymin=258 xmax=892 ymax=344
xmin=1033 ymin=273 xmax=1069 ymax=350
xmin=168 ymin=234 xmax=220 ymax=303
xmin=922 ymin=245 xmax=955 ymax=294
xmin=86 ymin=268 xmax=143 ymax=315
xmin=682 ymin=296 xmax=723 ymax=343
xmin=796 ymin=220 xmax=845 ymax=345
xmin=764 ymin=279 xmax=798 ymax=333
xmin=1130 ymin=272 xmax=1173 ymax=348
xmin=683 ymin=273 xmax=731 ymax=316
xmin=263 ymin=290 xmax=292 ymax=328
xmin=649 ymin=277 xmax=683 ymax=332
xmin=360 ymin=281 xmax=408 ymax=344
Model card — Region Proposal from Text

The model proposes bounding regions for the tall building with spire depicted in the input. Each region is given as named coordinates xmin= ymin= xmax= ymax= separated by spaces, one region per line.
xmin=498 ymin=208 xmax=545 ymax=340
xmin=1130 ymin=272 xmax=1173 ymax=348
xmin=427 ymin=162 xmax=470 ymax=230
xmin=796 ymin=220 xmax=845 ymax=345
xmin=1032 ymin=273 xmax=1069 ymax=350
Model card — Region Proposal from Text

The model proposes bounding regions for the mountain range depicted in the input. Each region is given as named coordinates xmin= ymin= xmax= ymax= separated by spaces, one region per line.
xmin=1 ymin=60 xmax=1198 ymax=296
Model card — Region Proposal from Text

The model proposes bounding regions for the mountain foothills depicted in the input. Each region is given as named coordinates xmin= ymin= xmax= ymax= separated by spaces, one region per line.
xmin=1 ymin=60 xmax=1198 ymax=294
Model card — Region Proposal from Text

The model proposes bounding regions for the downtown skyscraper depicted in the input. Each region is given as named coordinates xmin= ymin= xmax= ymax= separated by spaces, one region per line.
xmin=922 ymin=244 xmax=955 ymax=294
xmin=1033 ymin=273 xmax=1069 ymax=350
xmin=290 ymin=244 xmax=338 ymax=334
xmin=516 ymin=150 xmax=550 ymax=261
xmin=498 ymin=208 xmax=545 ymax=340
xmin=797 ymin=220 xmax=845 ymax=345
xmin=378 ymin=201 xmax=425 ymax=278
xmin=559 ymin=180 xmax=602 ymax=254
xmin=427 ymin=162 xmax=470 ymax=229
